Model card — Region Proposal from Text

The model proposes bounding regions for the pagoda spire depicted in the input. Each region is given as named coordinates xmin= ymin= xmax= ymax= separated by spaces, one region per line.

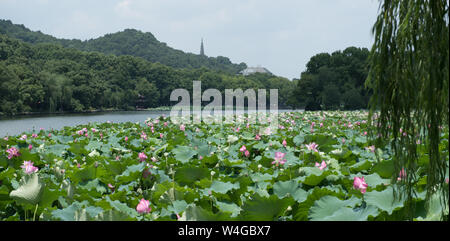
xmin=200 ymin=38 xmax=205 ymax=56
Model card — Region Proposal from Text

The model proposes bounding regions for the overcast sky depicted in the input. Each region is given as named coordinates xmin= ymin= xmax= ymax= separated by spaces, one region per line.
xmin=0 ymin=0 xmax=380 ymax=80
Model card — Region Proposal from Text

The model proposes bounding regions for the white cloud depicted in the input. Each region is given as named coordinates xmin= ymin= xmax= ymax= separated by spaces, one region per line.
xmin=114 ymin=0 xmax=144 ymax=19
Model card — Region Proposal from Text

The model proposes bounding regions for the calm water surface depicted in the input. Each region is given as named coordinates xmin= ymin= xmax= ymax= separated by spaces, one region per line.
xmin=0 ymin=110 xmax=299 ymax=137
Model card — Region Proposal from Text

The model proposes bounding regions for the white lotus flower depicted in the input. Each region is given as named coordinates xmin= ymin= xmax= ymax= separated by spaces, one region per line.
xmin=227 ymin=135 xmax=238 ymax=143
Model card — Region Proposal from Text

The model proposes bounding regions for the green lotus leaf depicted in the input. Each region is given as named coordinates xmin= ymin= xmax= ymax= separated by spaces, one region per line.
xmin=216 ymin=201 xmax=242 ymax=217
xmin=96 ymin=209 xmax=134 ymax=221
xmin=365 ymin=186 xmax=406 ymax=215
xmin=10 ymin=173 xmax=44 ymax=205
xmin=51 ymin=201 xmax=103 ymax=221
xmin=309 ymin=195 xmax=361 ymax=220
xmin=293 ymin=187 xmax=344 ymax=221
xmin=115 ymin=162 xmax=146 ymax=183
xmin=316 ymin=205 xmax=379 ymax=221
xmin=185 ymin=204 xmax=233 ymax=221
xmin=167 ymin=200 xmax=188 ymax=214
xmin=349 ymin=160 xmax=372 ymax=173
xmin=45 ymin=144 xmax=69 ymax=157
xmin=175 ymin=166 xmax=209 ymax=186
xmin=105 ymin=196 xmax=137 ymax=218
xmin=71 ymin=164 xmax=97 ymax=183
xmin=416 ymin=192 xmax=449 ymax=221
xmin=300 ymin=167 xmax=329 ymax=186
xmin=293 ymin=134 xmax=305 ymax=146
xmin=273 ymin=180 xmax=308 ymax=202
xmin=172 ymin=146 xmax=197 ymax=163
xmin=371 ymin=159 xmax=395 ymax=178
xmin=240 ymin=194 xmax=293 ymax=221
xmin=209 ymin=180 xmax=240 ymax=194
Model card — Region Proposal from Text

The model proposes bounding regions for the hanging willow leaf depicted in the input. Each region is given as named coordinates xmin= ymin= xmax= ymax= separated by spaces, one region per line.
xmin=366 ymin=0 xmax=449 ymax=219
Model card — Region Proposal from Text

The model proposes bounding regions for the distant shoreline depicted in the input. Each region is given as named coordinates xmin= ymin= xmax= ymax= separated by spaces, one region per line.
xmin=0 ymin=107 xmax=171 ymax=119
xmin=0 ymin=106 xmax=297 ymax=120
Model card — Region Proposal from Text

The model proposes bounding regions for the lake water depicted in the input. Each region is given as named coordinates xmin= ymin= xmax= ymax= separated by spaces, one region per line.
xmin=0 ymin=109 xmax=299 ymax=137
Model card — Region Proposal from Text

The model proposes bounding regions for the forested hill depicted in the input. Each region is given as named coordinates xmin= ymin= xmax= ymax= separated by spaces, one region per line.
xmin=0 ymin=34 xmax=294 ymax=115
xmin=0 ymin=19 xmax=247 ymax=74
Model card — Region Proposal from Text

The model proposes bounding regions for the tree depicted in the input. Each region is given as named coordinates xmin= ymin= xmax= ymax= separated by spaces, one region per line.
xmin=321 ymin=84 xmax=341 ymax=110
xmin=366 ymin=0 xmax=449 ymax=219
xmin=135 ymin=78 xmax=160 ymax=108
xmin=292 ymin=47 xmax=369 ymax=110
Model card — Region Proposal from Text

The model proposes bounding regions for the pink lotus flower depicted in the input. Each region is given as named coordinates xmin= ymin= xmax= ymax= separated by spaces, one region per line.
xmin=91 ymin=128 xmax=97 ymax=133
xmin=282 ymin=139 xmax=287 ymax=147
xmin=397 ymin=168 xmax=406 ymax=181
xmin=305 ymin=142 xmax=319 ymax=152
xmin=125 ymin=136 xmax=128 ymax=142
xmin=320 ymin=123 xmax=323 ymax=128
xmin=244 ymin=150 xmax=250 ymax=157
xmin=3 ymin=136 xmax=8 ymax=141
xmin=143 ymin=168 xmax=152 ymax=179
xmin=315 ymin=161 xmax=327 ymax=170
xmin=342 ymin=138 xmax=346 ymax=144
xmin=48 ymin=133 xmax=52 ymax=137
xmin=136 ymin=198 xmax=151 ymax=214
xmin=272 ymin=152 xmax=286 ymax=166
xmin=108 ymin=184 xmax=115 ymax=190
xmin=32 ymin=133 xmax=38 ymax=138
xmin=28 ymin=144 xmax=33 ymax=151
xmin=141 ymin=132 xmax=147 ymax=140
xmin=180 ymin=124 xmax=185 ymax=131
xmin=6 ymin=147 xmax=20 ymax=159
xmin=160 ymin=133 xmax=164 ymax=138
xmin=164 ymin=122 xmax=168 ymax=127
xmin=367 ymin=145 xmax=375 ymax=153
xmin=255 ymin=135 xmax=261 ymax=140
xmin=199 ymin=155 xmax=203 ymax=160
xmin=353 ymin=176 xmax=368 ymax=194
xmin=21 ymin=161 xmax=38 ymax=174
xmin=240 ymin=145 xmax=247 ymax=152
xmin=138 ymin=152 xmax=148 ymax=162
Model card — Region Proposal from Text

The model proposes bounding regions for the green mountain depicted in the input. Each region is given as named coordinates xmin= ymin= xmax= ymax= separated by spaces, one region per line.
xmin=0 ymin=19 xmax=247 ymax=74
xmin=0 ymin=33 xmax=294 ymax=115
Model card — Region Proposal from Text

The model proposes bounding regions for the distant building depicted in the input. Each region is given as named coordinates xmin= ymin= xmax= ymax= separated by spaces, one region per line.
xmin=200 ymin=38 xmax=205 ymax=56
xmin=239 ymin=66 xmax=273 ymax=76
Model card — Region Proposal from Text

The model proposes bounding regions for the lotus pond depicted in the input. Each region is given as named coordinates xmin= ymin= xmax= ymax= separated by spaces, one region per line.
xmin=0 ymin=111 xmax=448 ymax=221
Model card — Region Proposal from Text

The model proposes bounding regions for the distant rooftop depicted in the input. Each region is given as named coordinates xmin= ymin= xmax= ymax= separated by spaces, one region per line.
xmin=239 ymin=66 xmax=272 ymax=76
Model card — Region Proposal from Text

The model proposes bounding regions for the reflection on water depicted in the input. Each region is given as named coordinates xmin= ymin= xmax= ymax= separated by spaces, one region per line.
xmin=0 ymin=109 xmax=300 ymax=137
